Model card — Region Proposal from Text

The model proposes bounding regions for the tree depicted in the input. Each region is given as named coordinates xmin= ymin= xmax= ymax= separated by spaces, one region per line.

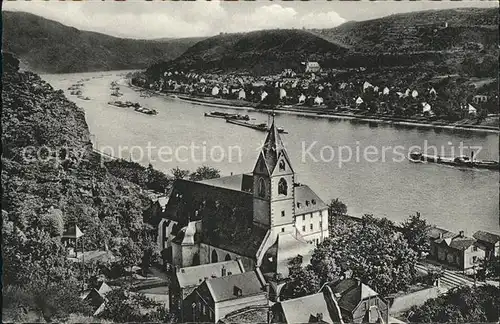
xmin=478 ymin=255 xmax=500 ymax=280
xmin=171 ymin=166 xmax=190 ymax=180
xmin=119 ymin=238 xmax=142 ymax=274
xmin=146 ymin=163 xmax=172 ymax=193
xmin=141 ymin=236 xmax=161 ymax=277
xmin=401 ymin=212 xmax=431 ymax=259
xmin=99 ymin=287 xmax=170 ymax=322
xmin=189 ymin=165 xmax=221 ymax=181
xmin=327 ymin=198 xmax=347 ymax=217
xmin=406 ymin=285 xmax=500 ymax=323
xmin=310 ymin=216 xmax=418 ymax=297
xmin=280 ymin=256 xmax=321 ymax=301
xmin=41 ymin=207 xmax=64 ymax=237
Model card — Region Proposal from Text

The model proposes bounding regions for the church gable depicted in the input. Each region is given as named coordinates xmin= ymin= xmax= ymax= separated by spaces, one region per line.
xmin=272 ymin=150 xmax=294 ymax=176
xmin=253 ymin=152 xmax=271 ymax=176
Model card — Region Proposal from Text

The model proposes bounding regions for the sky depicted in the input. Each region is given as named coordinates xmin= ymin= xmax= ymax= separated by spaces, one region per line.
xmin=3 ymin=0 xmax=498 ymax=39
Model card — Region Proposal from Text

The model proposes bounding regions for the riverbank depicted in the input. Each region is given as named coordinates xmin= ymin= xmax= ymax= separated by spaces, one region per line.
xmin=125 ymin=79 xmax=499 ymax=134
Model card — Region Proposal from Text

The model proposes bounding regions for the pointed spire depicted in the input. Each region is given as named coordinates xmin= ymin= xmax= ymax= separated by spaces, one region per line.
xmin=260 ymin=119 xmax=287 ymax=173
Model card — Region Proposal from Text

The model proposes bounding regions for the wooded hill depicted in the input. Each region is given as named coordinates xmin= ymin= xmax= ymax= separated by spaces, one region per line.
xmin=149 ymin=7 xmax=498 ymax=76
xmin=2 ymin=11 xmax=203 ymax=73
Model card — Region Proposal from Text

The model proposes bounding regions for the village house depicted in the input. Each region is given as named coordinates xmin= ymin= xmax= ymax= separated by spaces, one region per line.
xmin=190 ymin=270 xmax=269 ymax=322
xmin=272 ymin=278 xmax=388 ymax=324
xmin=170 ymin=260 xmax=246 ymax=322
xmin=472 ymin=95 xmax=488 ymax=104
xmin=325 ymin=279 xmax=389 ymax=323
xmin=473 ymin=230 xmax=500 ymax=260
xmin=428 ymin=228 xmax=485 ymax=273
xmin=304 ymin=62 xmax=321 ymax=73
xmin=80 ymin=282 xmax=113 ymax=316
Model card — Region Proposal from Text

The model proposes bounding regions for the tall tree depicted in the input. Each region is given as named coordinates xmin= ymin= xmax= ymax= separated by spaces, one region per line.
xmin=189 ymin=165 xmax=221 ymax=181
xmin=310 ymin=215 xmax=418 ymax=297
xmin=171 ymin=166 xmax=190 ymax=180
xmin=327 ymin=198 xmax=347 ymax=217
xmin=99 ymin=286 xmax=171 ymax=322
xmin=280 ymin=256 xmax=321 ymax=301
xmin=401 ymin=212 xmax=431 ymax=259
xmin=119 ymin=238 xmax=142 ymax=274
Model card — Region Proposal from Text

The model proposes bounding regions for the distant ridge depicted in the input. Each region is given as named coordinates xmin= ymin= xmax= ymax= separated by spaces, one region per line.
xmin=146 ymin=7 xmax=498 ymax=76
xmin=310 ymin=7 xmax=499 ymax=53
xmin=1 ymin=11 xmax=204 ymax=73
xmin=147 ymin=29 xmax=349 ymax=76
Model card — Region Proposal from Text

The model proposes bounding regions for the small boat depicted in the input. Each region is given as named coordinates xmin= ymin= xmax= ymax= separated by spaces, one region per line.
xmin=134 ymin=107 xmax=158 ymax=115
xmin=410 ymin=151 xmax=499 ymax=170
xmin=111 ymin=90 xmax=123 ymax=97
xmin=77 ymin=95 xmax=91 ymax=100
xmin=204 ymin=111 xmax=250 ymax=121
xmin=70 ymin=90 xmax=82 ymax=96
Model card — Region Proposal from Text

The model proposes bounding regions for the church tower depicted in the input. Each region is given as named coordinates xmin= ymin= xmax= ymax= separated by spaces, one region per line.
xmin=252 ymin=120 xmax=295 ymax=233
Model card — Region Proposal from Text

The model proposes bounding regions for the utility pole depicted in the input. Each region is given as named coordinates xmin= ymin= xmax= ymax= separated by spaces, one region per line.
xmin=473 ymin=264 xmax=477 ymax=288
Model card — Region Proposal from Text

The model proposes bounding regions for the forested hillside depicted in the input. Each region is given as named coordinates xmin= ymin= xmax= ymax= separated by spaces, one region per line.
xmin=1 ymin=53 xmax=160 ymax=321
xmin=2 ymin=11 xmax=203 ymax=73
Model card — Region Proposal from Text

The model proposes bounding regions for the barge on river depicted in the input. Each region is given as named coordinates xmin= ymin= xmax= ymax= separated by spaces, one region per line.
xmin=226 ymin=119 xmax=287 ymax=133
xmin=204 ymin=111 xmax=250 ymax=121
xmin=409 ymin=151 xmax=499 ymax=170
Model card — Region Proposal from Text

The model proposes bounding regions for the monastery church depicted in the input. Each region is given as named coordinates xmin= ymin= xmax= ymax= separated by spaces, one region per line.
xmin=156 ymin=121 xmax=329 ymax=294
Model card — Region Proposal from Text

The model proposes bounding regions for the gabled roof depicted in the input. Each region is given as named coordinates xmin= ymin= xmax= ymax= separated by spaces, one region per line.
xmin=258 ymin=121 xmax=293 ymax=174
xmin=177 ymin=260 xmax=244 ymax=289
xmin=473 ymin=230 xmax=500 ymax=245
xmin=219 ymin=306 xmax=269 ymax=323
xmin=62 ymin=224 xmax=84 ymax=239
xmin=330 ymin=279 xmax=379 ymax=314
xmin=205 ymin=271 xmax=265 ymax=303
xmin=199 ymin=173 xmax=253 ymax=192
xmin=429 ymin=227 xmax=476 ymax=250
xmin=280 ymin=293 xmax=334 ymax=323
xmin=295 ymin=185 xmax=327 ymax=215
xmin=263 ymin=232 xmax=314 ymax=278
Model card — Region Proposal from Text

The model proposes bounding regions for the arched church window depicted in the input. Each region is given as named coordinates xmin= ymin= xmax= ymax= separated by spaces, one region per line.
xmin=225 ymin=254 xmax=231 ymax=261
xmin=279 ymin=160 xmax=286 ymax=171
xmin=278 ymin=178 xmax=288 ymax=196
xmin=258 ymin=178 xmax=266 ymax=198
xmin=211 ymin=250 xmax=218 ymax=263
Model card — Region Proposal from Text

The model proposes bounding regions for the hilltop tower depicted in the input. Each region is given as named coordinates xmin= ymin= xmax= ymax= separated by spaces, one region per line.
xmin=252 ymin=120 xmax=295 ymax=234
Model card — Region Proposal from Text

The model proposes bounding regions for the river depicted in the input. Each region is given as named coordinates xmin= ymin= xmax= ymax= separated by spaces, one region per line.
xmin=42 ymin=71 xmax=500 ymax=235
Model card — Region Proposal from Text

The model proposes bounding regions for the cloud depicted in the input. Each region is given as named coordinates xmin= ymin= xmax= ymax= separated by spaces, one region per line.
xmin=3 ymin=1 xmax=345 ymax=39
xmin=224 ymin=4 xmax=346 ymax=33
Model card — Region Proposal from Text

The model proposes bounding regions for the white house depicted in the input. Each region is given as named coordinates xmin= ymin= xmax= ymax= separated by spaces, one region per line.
xmin=363 ymin=81 xmax=373 ymax=92
xmin=261 ymin=91 xmax=268 ymax=101
xmin=305 ymin=62 xmax=321 ymax=73
xmin=422 ymin=102 xmax=432 ymax=113
xmin=279 ymin=88 xmax=287 ymax=99
xmin=314 ymin=96 xmax=324 ymax=105
xmin=468 ymin=104 xmax=477 ymax=116
xmin=355 ymin=97 xmax=364 ymax=105
xmin=298 ymin=94 xmax=306 ymax=104
xmin=238 ymin=89 xmax=246 ymax=100
xmin=383 ymin=87 xmax=390 ymax=95
xmin=211 ymin=86 xmax=220 ymax=96
xmin=412 ymin=90 xmax=419 ymax=98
